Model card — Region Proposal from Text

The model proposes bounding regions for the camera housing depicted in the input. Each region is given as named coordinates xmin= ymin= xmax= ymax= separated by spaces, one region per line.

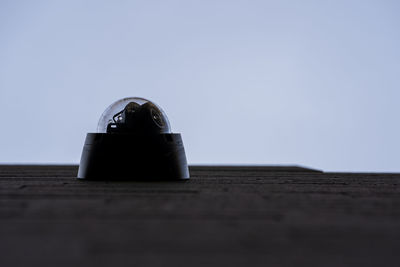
xmin=77 ymin=97 xmax=190 ymax=180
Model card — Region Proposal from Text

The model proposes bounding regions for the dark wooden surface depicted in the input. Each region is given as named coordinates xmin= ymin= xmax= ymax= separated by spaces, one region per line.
xmin=0 ymin=165 xmax=399 ymax=267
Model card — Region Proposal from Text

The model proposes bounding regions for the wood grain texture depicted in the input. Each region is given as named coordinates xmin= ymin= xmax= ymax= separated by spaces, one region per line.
xmin=0 ymin=165 xmax=399 ymax=267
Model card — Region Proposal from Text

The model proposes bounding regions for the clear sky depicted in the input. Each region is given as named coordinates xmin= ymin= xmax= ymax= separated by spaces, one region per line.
xmin=1 ymin=0 xmax=399 ymax=172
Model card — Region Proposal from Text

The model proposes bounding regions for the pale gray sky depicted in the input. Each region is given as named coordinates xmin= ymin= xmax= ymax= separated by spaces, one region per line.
xmin=1 ymin=0 xmax=399 ymax=171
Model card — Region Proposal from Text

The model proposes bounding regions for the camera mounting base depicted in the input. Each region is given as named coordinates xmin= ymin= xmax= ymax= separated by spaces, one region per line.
xmin=77 ymin=133 xmax=190 ymax=180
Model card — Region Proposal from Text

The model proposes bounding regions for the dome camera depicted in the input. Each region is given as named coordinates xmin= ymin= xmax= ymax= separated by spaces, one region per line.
xmin=77 ymin=97 xmax=190 ymax=180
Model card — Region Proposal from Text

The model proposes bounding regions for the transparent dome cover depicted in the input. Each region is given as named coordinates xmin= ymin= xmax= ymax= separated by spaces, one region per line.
xmin=97 ymin=97 xmax=171 ymax=134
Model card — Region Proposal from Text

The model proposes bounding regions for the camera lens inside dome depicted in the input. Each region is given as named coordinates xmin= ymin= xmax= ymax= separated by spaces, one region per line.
xmin=98 ymin=97 xmax=171 ymax=134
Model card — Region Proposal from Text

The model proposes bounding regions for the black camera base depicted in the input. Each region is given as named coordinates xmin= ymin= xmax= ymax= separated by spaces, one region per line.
xmin=77 ymin=133 xmax=190 ymax=180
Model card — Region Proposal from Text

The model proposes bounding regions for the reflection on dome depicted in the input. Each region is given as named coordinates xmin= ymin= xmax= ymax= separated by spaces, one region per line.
xmin=97 ymin=97 xmax=171 ymax=134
